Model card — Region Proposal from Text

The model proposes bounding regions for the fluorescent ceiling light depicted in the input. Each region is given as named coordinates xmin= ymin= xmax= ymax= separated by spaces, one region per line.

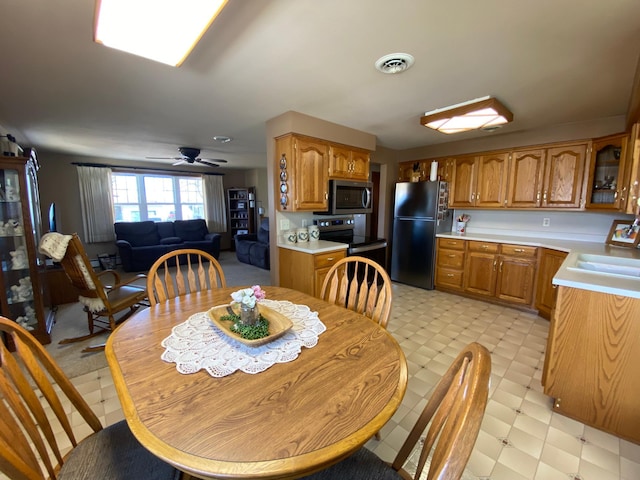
xmin=420 ymin=96 xmax=513 ymax=134
xmin=94 ymin=0 xmax=228 ymax=67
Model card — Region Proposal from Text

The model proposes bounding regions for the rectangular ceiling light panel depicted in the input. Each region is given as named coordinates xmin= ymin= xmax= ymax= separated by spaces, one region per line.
xmin=420 ymin=96 xmax=513 ymax=134
xmin=94 ymin=0 xmax=228 ymax=66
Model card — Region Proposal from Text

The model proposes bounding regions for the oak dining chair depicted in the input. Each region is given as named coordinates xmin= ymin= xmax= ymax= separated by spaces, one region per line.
xmin=0 ymin=316 xmax=180 ymax=480
xmin=320 ymin=255 xmax=393 ymax=329
xmin=146 ymin=248 xmax=227 ymax=306
xmin=302 ymin=342 xmax=491 ymax=480
xmin=38 ymin=232 xmax=148 ymax=350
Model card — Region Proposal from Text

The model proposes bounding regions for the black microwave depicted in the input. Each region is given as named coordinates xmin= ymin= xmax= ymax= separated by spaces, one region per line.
xmin=317 ymin=180 xmax=373 ymax=214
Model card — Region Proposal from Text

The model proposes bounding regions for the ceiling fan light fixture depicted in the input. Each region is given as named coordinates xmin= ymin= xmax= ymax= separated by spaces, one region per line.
xmin=94 ymin=0 xmax=229 ymax=67
xmin=420 ymin=96 xmax=513 ymax=134
xmin=375 ymin=53 xmax=415 ymax=74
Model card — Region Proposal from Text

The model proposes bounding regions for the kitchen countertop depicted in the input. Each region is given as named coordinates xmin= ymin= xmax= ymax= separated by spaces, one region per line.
xmin=437 ymin=232 xmax=640 ymax=298
xmin=277 ymin=240 xmax=348 ymax=254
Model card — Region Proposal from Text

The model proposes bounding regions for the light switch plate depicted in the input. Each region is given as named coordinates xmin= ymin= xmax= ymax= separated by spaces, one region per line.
xmin=280 ymin=219 xmax=290 ymax=231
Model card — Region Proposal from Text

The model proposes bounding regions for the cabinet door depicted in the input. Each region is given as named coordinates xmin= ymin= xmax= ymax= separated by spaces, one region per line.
xmin=398 ymin=161 xmax=414 ymax=182
xmin=475 ymin=152 xmax=509 ymax=208
xmin=350 ymin=149 xmax=370 ymax=181
xmin=293 ymin=137 xmax=329 ymax=211
xmin=449 ymin=157 xmax=477 ymax=207
xmin=328 ymin=145 xmax=351 ymax=179
xmin=543 ymin=143 xmax=588 ymax=208
xmin=464 ymin=251 xmax=497 ymax=297
xmin=622 ymin=123 xmax=640 ymax=214
xmin=507 ymin=148 xmax=545 ymax=208
xmin=495 ymin=256 xmax=536 ymax=305
xmin=535 ymin=248 xmax=567 ymax=319
xmin=585 ymin=133 xmax=628 ymax=210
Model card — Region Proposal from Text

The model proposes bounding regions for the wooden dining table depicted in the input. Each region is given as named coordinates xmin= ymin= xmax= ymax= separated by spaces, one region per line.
xmin=105 ymin=286 xmax=407 ymax=480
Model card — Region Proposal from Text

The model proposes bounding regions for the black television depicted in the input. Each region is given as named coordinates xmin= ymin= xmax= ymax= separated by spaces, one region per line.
xmin=48 ymin=202 xmax=57 ymax=233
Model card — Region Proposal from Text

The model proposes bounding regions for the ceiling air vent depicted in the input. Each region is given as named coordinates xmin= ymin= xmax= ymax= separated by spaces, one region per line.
xmin=375 ymin=53 xmax=415 ymax=74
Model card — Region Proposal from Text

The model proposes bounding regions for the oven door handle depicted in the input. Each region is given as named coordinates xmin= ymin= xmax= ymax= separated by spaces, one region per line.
xmin=349 ymin=241 xmax=387 ymax=254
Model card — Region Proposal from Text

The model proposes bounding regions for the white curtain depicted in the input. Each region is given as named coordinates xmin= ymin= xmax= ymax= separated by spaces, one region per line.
xmin=77 ymin=166 xmax=115 ymax=243
xmin=203 ymin=174 xmax=227 ymax=232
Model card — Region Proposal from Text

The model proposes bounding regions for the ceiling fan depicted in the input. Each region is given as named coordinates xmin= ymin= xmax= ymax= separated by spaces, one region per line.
xmin=146 ymin=147 xmax=228 ymax=167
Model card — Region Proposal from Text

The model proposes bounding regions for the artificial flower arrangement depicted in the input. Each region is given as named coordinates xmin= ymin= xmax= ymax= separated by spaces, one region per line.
xmin=222 ymin=285 xmax=269 ymax=340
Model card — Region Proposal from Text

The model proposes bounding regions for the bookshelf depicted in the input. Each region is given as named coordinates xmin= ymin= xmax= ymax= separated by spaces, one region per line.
xmin=227 ymin=187 xmax=256 ymax=249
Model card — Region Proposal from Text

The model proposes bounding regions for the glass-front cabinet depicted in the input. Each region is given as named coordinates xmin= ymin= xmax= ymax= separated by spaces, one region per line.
xmin=585 ymin=133 xmax=629 ymax=210
xmin=0 ymin=154 xmax=51 ymax=346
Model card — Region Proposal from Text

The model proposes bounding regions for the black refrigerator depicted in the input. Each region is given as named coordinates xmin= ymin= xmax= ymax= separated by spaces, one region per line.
xmin=390 ymin=181 xmax=452 ymax=289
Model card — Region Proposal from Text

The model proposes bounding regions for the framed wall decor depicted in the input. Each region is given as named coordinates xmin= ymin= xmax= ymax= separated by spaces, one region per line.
xmin=605 ymin=219 xmax=640 ymax=248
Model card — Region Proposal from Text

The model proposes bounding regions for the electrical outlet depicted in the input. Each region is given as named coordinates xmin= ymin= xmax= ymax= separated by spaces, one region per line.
xmin=542 ymin=218 xmax=550 ymax=227
xmin=280 ymin=219 xmax=290 ymax=231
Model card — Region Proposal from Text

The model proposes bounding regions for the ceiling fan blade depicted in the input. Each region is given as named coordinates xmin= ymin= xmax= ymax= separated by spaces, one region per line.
xmin=146 ymin=156 xmax=178 ymax=160
xmin=201 ymin=158 xmax=228 ymax=163
xmin=197 ymin=159 xmax=220 ymax=167
xmin=172 ymin=160 xmax=188 ymax=166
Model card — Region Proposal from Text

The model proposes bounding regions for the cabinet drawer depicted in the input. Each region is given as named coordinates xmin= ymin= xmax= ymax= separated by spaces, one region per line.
xmin=436 ymin=268 xmax=464 ymax=288
xmin=467 ymin=241 xmax=499 ymax=253
xmin=437 ymin=249 xmax=465 ymax=269
xmin=438 ymin=238 xmax=465 ymax=250
xmin=501 ymin=244 xmax=537 ymax=257
xmin=314 ymin=250 xmax=346 ymax=269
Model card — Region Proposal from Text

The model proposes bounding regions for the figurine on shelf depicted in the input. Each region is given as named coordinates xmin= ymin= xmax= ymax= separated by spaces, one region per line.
xmin=10 ymin=246 xmax=28 ymax=270
xmin=4 ymin=219 xmax=19 ymax=235
xmin=10 ymin=276 xmax=33 ymax=302
xmin=16 ymin=304 xmax=36 ymax=331
xmin=5 ymin=185 xmax=19 ymax=202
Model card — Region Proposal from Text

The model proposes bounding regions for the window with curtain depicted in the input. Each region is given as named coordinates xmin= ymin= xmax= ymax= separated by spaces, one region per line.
xmin=76 ymin=166 xmax=116 ymax=243
xmin=112 ymin=172 xmax=205 ymax=222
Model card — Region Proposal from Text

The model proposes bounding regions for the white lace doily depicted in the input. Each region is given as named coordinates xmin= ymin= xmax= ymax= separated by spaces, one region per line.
xmin=161 ymin=299 xmax=326 ymax=377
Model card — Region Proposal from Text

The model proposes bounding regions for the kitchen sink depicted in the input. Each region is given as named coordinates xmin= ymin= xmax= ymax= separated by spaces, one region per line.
xmin=566 ymin=253 xmax=640 ymax=279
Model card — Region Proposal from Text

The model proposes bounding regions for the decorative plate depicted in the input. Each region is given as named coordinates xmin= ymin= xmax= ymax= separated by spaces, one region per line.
xmin=208 ymin=303 xmax=293 ymax=347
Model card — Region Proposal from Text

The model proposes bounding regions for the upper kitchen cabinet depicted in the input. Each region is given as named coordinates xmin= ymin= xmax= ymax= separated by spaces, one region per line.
xmin=506 ymin=148 xmax=546 ymax=208
xmin=543 ymin=142 xmax=588 ymax=208
xmin=585 ymin=133 xmax=629 ymax=210
xmin=275 ymin=134 xmax=329 ymax=212
xmin=449 ymin=153 xmax=509 ymax=208
xmin=328 ymin=144 xmax=370 ymax=181
xmin=506 ymin=142 xmax=588 ymax=209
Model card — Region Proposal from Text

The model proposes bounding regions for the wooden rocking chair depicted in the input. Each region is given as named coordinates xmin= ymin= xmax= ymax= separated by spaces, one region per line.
xmin=39 ymin=232 xmax=148 ymax=351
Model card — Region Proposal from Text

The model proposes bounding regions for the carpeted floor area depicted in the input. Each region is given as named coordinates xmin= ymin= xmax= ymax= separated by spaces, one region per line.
xmin=44 ymin=250 xmax=272 ymax=378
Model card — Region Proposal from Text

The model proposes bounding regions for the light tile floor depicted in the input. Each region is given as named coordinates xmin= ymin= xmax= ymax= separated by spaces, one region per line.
xmin=12 ymin=283 xmax=640 ymax=480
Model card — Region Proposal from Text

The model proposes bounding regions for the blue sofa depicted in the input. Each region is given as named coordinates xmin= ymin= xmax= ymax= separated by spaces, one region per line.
xmin=234 ymin=218 xmax=270 ymax=270
xmin=115 ymin=219 xmax=221 ymax=272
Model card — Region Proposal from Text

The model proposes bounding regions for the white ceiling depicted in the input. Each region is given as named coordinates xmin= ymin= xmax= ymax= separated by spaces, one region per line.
xmin=1 ymin=0 xmax=639 ymax=170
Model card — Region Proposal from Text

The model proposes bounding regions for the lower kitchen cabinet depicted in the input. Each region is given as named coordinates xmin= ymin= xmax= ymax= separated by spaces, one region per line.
xmin=543 ymin=286 xmax=640 ymax=443
xmin=278 ymin=247 xmax=346 ymax=297
xmin=535 ymin=248 xmax=568 ymax=319
xmin=435 ymin=238 xmax=466 ymax=290
xmin=444 ymin=240 xmax=538 ymax=308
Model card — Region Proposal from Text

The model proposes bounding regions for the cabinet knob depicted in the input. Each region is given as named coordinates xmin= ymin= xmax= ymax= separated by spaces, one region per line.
xmin=448 ymin=254 xmax=456 ymax=258
xmin=493 ymin=260 xmax=497 ymax=271
xmin=481 ymin=245 xmax=488 ymax=249
xmin=514 ymin=248 xmax=524 ymax=253
xmin=446 ymin=273 xmax=454 ymax=277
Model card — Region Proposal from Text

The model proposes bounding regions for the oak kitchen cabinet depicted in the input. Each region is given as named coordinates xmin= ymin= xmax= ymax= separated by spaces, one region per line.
xmin=543 ymin=286 xmax=640 ymax=443
xmin=507 ymin=142 xmax=589 ymax=209
xmin=585 ymin=133 xmax=629 ymax=210
xmin=449 ymin=153 xmax=510 ymax=208
xmin=463 ymin=241 xmax=538 ymax=306
xmin=276 ymin=134 xmax=329 ymax=212
xmin=534 ymin=248 xmax=568 ymax=320
xmin=435 ymin=237 xmax=465 ymax=291
xmin=328 ymin=144 xmax=370 ymax=181
xmin=278 ymin=247 xmax=346 ymax=297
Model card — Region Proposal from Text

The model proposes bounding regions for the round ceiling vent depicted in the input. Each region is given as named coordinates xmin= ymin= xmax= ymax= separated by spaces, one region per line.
xmin=375 ymin=53 xmax=415 ymax=74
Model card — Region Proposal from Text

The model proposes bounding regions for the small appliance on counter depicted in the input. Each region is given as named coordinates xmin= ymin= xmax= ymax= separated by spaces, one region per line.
xmin=390 ymin=181 xmax=452 ymax=289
